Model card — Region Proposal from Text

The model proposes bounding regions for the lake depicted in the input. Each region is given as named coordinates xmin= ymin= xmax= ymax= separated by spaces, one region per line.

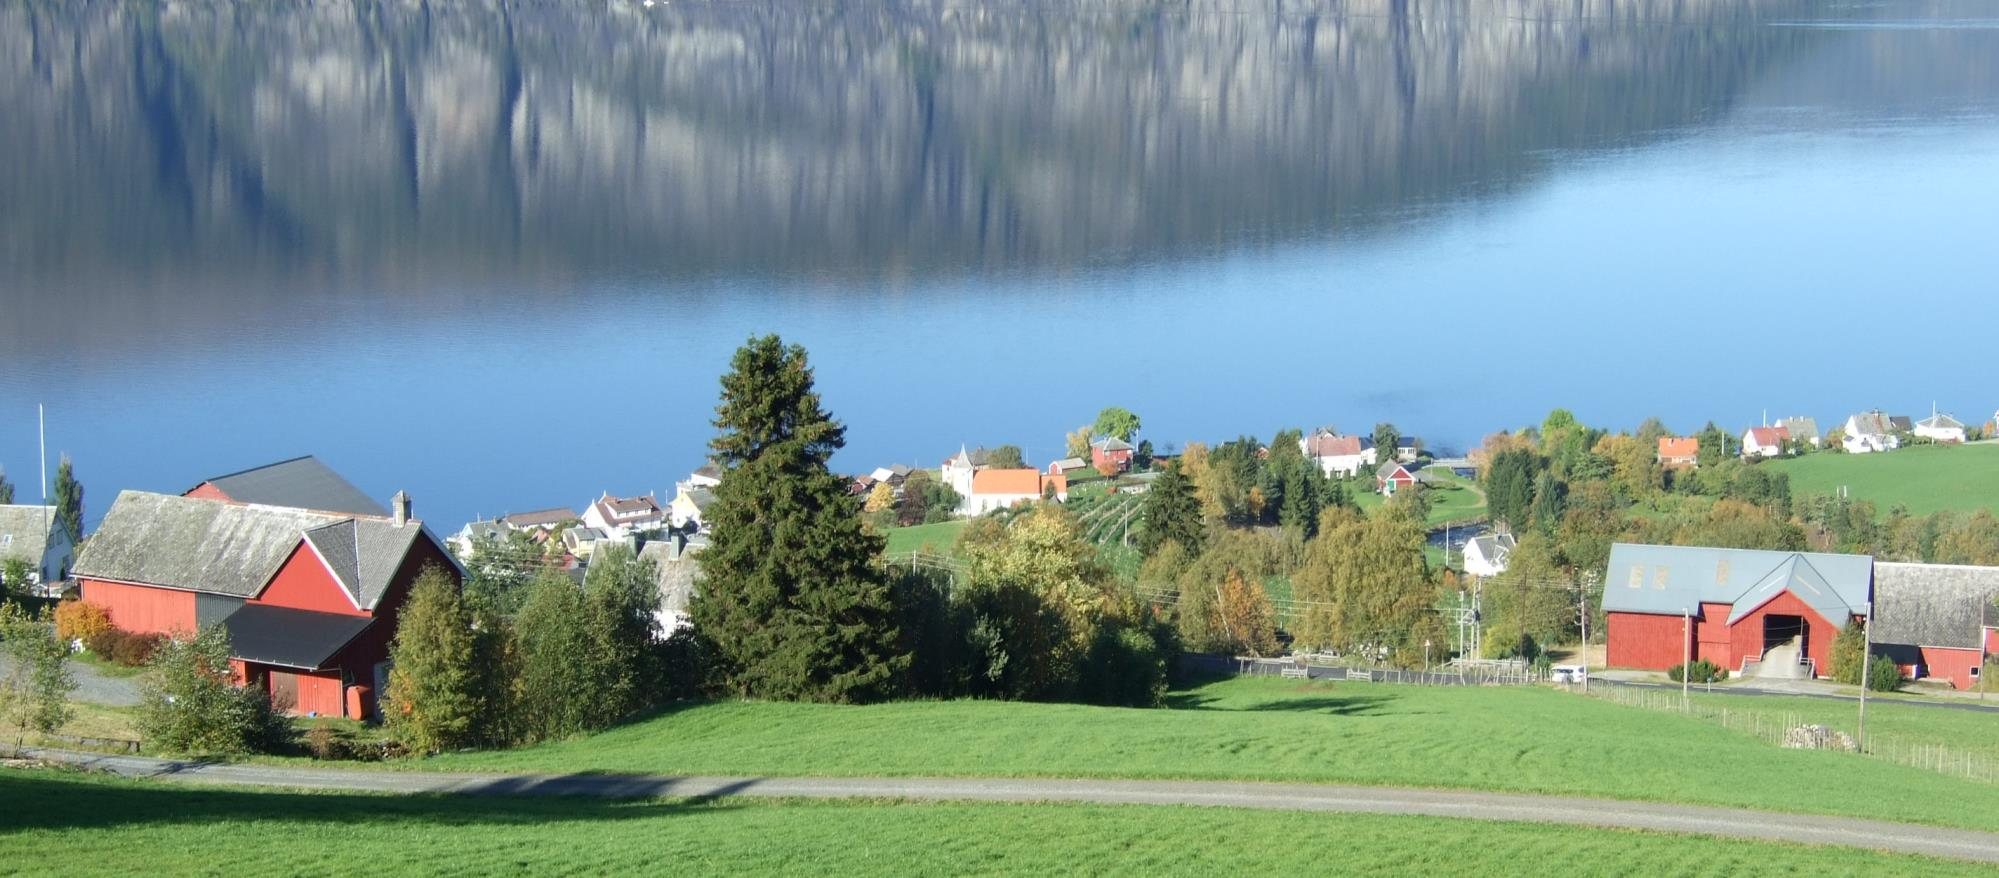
xmin=2 ymin=0 xmax=1996 ymax=530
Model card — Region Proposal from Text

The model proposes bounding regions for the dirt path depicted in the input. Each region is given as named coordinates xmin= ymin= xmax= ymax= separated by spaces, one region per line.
xmin=17 ymin=746 xmax=1999 ymax=864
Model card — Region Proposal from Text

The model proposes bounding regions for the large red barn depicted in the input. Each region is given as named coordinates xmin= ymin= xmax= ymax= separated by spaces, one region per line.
xmin=71 ymin=488 xmax=457 ymax=720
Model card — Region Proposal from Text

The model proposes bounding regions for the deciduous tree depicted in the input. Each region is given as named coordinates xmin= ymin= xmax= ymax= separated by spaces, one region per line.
xmin=1093 ymin=407 xmax=1142 ymax=443
xmin=1292 ymin=505 xmax=1436 ymax=664
xmin=1065 ymin=426 xmax=1093 ymax=460
xmin=987 ymin=444 xmax=1027 ymax=469
xmin=0 ymin=603 xmax=75 ymax=737
xmin=384 ymin=566 xmax=482 ymax=753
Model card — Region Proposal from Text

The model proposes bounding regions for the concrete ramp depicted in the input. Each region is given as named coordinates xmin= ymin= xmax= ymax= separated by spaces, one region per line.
xmin=1743 ymin=637 xmax=1811 ymax=680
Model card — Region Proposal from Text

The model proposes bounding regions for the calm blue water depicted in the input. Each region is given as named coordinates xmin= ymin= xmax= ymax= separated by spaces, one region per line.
xmin=2 ymin=0 xmax=1997 ymax=530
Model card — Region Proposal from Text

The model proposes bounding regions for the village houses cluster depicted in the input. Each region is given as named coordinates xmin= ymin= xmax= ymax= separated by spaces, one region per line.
xmin=7 ymin=400 xmax=1997 ymax=730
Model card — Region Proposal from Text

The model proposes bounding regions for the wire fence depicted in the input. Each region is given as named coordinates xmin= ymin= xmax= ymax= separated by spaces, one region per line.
xmin=1581 ymin=682 xmax=1999 ymax=784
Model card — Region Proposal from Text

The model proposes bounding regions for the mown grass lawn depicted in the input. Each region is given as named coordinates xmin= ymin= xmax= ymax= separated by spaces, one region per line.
xmin=882 ymin=520 xmax=968 ymax=556
xmin=1675 ymin=688 xmax=1999 ymax=753
xmin=424 ymin=676 xmax=1999 ymax=830
xmin=0 ymin=768 xmax=1984 ymax=877
xmin=1767 ymin=443 xmax=1999 ymax=516
xmin=1353 ymin=471 xmax=1486 ymax=527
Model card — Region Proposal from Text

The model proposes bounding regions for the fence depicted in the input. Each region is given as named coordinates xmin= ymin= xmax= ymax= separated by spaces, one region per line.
xmin=1583 ymin=681 xmax=1999 ymax=784
xmin=1180 ymin=653 xmax=1541 ymax=686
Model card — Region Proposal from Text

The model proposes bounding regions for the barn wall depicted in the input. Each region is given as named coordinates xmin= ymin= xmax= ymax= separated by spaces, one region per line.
xmin=183 ymin=482 xmax=231 ymax=502
xmin=80 ymin=580 xmax=196 ymax=636
xmin=1722 ymin=591 xmax=1838 ymax=675
xmin=253 ymin=544 xmax=365 ymax=616
xmin=1694 ymin=602 xmax=1732 ymax=667
xmin=265 ymin=667 xmax=347 ymax=718
xmin=1917 ymin=646 xmax=1984 ymax=691
xmin=1606 ymin=612 xmax=1690 ymax=670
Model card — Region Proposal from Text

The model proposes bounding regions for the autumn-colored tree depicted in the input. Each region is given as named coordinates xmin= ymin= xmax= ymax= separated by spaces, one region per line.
xmin=1065 ymin=426 xmax=1093 ymax=460
xmin=1178 ymin=442 xmax=1226 ymax=527
xmin=1593 ymin=433 xmax=1662 ymax=498
xmin=1291 ymin=505 xmax=1436 ymax=665
xmin=1210 ymin=569 xmax=1278 ymax=657
xmin=864 ymin=480 xmax=896 ymax=513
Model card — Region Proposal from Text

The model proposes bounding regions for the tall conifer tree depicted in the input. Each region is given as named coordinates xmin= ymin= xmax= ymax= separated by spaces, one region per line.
xmin=693 ymin=336 xmax=906 ymax=702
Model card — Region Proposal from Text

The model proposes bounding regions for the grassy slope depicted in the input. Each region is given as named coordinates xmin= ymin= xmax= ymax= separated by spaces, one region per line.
xmin=1352 ymin=471 xmax=1486 ymax=526
xmin=1676 ymin=689 xmax=1999 ymax=752
xmin=882 ymin=520 xmax=968 ymax=556
xmin=0 ymin=769 xmax=1983 ymax=877
xmin=1767 ymin=443 xmax=1999 ymax=516
xmin=427 ymin=677 xmax=1999 ymax=830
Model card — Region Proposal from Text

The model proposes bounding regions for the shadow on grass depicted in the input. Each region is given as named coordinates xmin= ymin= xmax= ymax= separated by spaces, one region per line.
xmin=1240 ymin=694 xmax=1394 ymax=715
xmin=0 ymin=770 xmax=741 ymax=834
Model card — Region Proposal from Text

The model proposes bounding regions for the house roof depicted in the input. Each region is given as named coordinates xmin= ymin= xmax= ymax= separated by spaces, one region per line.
xmin=1744 ymin=426 xmax=1790 ymax=446
xmin=195 ymin=456 xmax=388 ymax=517
xmin=594 ymin=493 xmax=663 ymax=523
xmin=1847 ymin=412 xmax=1895 ymax=437
xmin=639 ymin=532 xmax=709 ymax=614
xmin=1889 ymin=416 xmax=1914 ymax=432
xmin=1050 ymin=457 xmax=1087 ymax=471
xmin=693 ymin=462 xmax=724 ymax=481
xmin=1917 ymin=413 xmax=1964 ymax=430
xmin=1776 ymin=417 xmax=1820 ymax=440
xmin=1304 ymin=433 xmax=1367 ymax=458
xmin=1658 ymin=437 xmax=1699 ymax=459
xmin=1376 ymin=462 xmax=1413 ymax=480
xmin=1092 ymin=437 xmax=1134 ymax=452
xmin=0 ymin=504 xmax=58 ymax=567
xmin=564 ymin=526 xmax=608 ymax=546
xmin=220 ymin=604 xmax=375 ymax=671
xmin=503 ymin=507 xmax=575 ymax=530
xmin=971 ymin=468 xmax=1044 ymax=496
xmin=73 ymin=491 xmax=424 ymax=609
xmin=1467 ymin=533 xmax=1517 ymax=561
xmin=1601 ymin=543 xmax=1873 ymax=625
xmin=302 ymin=518 xmax=425 ymax=610
xmin=1871 ymin=563 xmax=1999 ymax=650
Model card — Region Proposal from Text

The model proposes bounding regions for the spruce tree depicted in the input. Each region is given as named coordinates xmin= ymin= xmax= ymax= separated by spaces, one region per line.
xmin=1137 ymin=460 xmax=1203 ymax=557
xmin=53 ymin=456 xmax=83 ymax=546
xmin=692 ymin=335 xmax=907 ymax=703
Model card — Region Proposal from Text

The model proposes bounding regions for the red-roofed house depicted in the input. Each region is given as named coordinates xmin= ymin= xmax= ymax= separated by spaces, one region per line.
xmin=583 ymin=492 xmax=665 ymax=539
xmin=960 ymin=469 xmax=1069 ymax=515
xmin=1658 ymin=437 xmax=1700 ymax=470
xmin=1741 ymin=426 xmax=1791 ymax=459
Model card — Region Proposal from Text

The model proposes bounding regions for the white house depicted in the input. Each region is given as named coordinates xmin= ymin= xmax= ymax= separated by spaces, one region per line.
xmin=583 ymin=492 xmax=667 ymax=539
xmin=448 ymin=518 xmax=509 ymax=557
xmin=668 ymin=481 xmax=716 ymax=530
xmin=1461 ymin=533 xmax=1517 ymax=578
xmin=958 ymin=469 xmax=1067 ymax=516
xmin=1300 ymin=430 xmax=1377 ymax=478
xmin=1741 ymin=426 xmax=1791 ymax=459
xmin=687 ymin=462 xmax=723 ymax=489
xmin=1914 ymin=409 xmax=1966 ymax=444
xmin=1841 ymin=412 xmax=1900 ymax=454
xmin=0 ymin=504 xmax=75 ymax=596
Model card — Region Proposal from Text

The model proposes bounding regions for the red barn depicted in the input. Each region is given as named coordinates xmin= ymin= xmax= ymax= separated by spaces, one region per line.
xmin=1871 ymin=563 xmax=1999 ymax=690
xmin=71 ymin=489 xmax=458 ymax=720
xmin=1375 ymin=462 xmax=1417 ymax=496
xmin=1602 ymin=544 xmax=1872 ymax=679
xmin=184 ymin=455 xmax=391 ymax=517
xmin=1091 ymin=437 xmax=1134 ymax=473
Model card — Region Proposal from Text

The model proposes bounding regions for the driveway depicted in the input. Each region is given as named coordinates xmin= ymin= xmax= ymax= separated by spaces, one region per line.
xmin=13 ymin=747 xmax=1999 ymax=865
xmin=0 ymin=654 xmax=142 ymax=707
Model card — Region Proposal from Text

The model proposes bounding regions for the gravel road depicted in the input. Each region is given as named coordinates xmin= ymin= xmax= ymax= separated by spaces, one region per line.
xmin=14 ymin=746 xmax=1999 ymax=865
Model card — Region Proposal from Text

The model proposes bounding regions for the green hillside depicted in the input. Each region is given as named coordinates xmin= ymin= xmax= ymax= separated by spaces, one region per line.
xmin=1766 ymin=444 xmax=1999 ymax=516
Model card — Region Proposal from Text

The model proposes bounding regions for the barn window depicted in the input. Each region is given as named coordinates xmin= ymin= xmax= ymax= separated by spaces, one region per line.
xmin=1628 ymin=567 xmax=1644 ymax=589
xmin=1974 ymin=666 xmax=1982 ymax=679
xmin=1654 ymin=566 xmax=1670 ymax=590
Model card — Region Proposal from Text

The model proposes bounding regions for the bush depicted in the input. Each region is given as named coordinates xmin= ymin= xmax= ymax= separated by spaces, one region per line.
xmin=83 ymin=627 xmax=122 ymax=659
xmin=1075 ymin=619 xmax=1169 ymax=708
xmin=138 ymin=626 xmax=290 ymax=755
xmin=84 ymin=628 xmax=167 ymax=667
xmin=54 ymin=601 xmax=113 ymax=645
xmin=1668 ymin=659 xmax=1728 ymax=684
xmin=1866 ymin=653 xmax=1904 ymax=692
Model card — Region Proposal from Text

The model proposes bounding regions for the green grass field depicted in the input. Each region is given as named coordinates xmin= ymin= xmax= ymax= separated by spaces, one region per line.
xmin=1353 ymin=470 xmax=1487 ymax=527
xmin=0 ymin=769 xmax=1982 ymax=876
xmin=882 ymin=520 xmax=968 ymax=556
xmin=421 ymin=676 xmax=1999 ymax=830
xmin=1767 ymin=443 xmax=1999 ymax=516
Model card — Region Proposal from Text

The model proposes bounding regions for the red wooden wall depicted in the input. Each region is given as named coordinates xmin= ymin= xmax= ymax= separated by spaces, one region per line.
xmin=252 ymin=544 xmax=366 ymax=615
xmin=1606 ymin=612 xmax=1691 ymax=669
xmin=79 ymin=580 xmax=196 ymax=636
xmin=1917 ymin=646 xmax=1984 ymax=690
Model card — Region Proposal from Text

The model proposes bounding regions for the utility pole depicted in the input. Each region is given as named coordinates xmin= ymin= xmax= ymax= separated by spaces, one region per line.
xmin=1858 ymin=607 xmax=1874 ymax=753
xmin=39 ymin=403 xmax=49 ymax=537
xmin=1681 ymin=606 xmax=1691 ymax=710
xmin=1579 ymin=571 xmax=1596 ymax=693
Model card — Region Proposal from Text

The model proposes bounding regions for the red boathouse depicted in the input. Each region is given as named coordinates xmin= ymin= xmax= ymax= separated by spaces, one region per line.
xmin=72 ymin=488 xmax=457 ymax=719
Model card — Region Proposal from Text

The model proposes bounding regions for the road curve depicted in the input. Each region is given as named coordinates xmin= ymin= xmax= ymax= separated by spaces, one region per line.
xmin=16 ymin=746 xmax=1999 ymax=864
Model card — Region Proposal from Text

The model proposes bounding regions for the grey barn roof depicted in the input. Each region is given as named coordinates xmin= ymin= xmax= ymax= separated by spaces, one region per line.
xmin=1601 ymin=543 xmax=1873 ymax=625
xmin=198 ymin=456 xmax=388 ymax=517
xmin=73 ymin=491 xmax=422 ymax=609
xmin=221 ymin=604 xmax=374 ymax=671
xmin=0 ymin=504 xmax=57 ymax=566
xmin=1872 ymin=563 xmax=1999 ymax=650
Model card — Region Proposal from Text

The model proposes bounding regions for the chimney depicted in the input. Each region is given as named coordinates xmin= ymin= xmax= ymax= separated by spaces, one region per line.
xmin=392 ymin=490 xmax=410 ymax=526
